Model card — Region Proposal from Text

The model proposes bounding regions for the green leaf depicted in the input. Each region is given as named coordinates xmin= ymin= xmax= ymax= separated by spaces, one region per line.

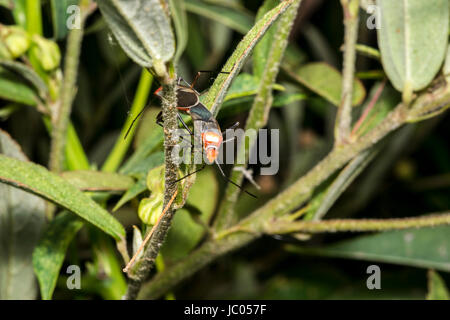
xmin=185 ymin=0 xmax=253 ymax=34
xmin=253 ymin=0 xmax=279 ymax=79
xmin=291 ymin=62 xmax=366 ymax=107
xmin=286 ymin=225 xmax=450 ymax=272
xmin=113 ymin=176 xmax=147 ymax=212
xmin=427 ymin=270 xmax=449 ymax=300
xmin=32 ymin=211 xmax=83 ymax=300
xmin=204 ymin=0 xmax=295 ymax=116
xmin=224 ymin=73 xmax=284 ymax=102
xmin=61 ymin=170 xmax=135 ymax=192
xmin=272 ymin=92 xmax=307 ymax=107
xmin=0 ymin=155 xmax=125 ymax=240
xmin=0 ymin=130 xmax=46 ymax=299
xmin=0 ymin=59 xmax=48 ymax=99
xmin=305 ymin=147 xmax=379 ymax=221
xmin=377 ymin=0 xmax=449 ymax=95
xmin=50 ymin=0 xmax=79 ymax=40
xmin=120 ymin=152 xmax=164 ymax=176
xmin=169 ymin=0 xmax=188 ymax=62
xmin=119 ymin=129 xmax=163 ymax=174
xmin=0 ymin=66 xmax=38 ymax=105
xmin=97 ymin=0 xmax=175 ymax=68
xmin=11 ymin=0 xmax=27 ymax=28
xmin=162 ymin=169 xmax=218 ymax=261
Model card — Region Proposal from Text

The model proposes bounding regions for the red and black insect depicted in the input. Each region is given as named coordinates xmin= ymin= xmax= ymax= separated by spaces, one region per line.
xmin=125 ymin=71 xmax=256 ymax=198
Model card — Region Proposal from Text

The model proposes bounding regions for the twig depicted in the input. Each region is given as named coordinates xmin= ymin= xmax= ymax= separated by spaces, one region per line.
xmin=265 ymin=212 xmax=450 ymax=234
xmin=335 ymin=0 xmax=360 ymax=145
xmin=122 ymin=74 xmax=178 ymax=300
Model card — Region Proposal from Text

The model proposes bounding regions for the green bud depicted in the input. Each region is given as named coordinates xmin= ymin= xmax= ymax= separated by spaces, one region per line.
xmin=146 ymin=165 xmax=165 ymax=193
xmin=0 ymin=26 xmax=30 ymax=58
xmin=31 ymin=35 xmax=61 ymax=71
xmin=138 ymin=195 xmax=164 ymax=226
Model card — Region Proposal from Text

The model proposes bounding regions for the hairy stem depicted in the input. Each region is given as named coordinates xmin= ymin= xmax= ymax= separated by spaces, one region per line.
xmin=123 ymin=75 xmax=178 ymax=300
xmin=335 ymin=0 xmax=360 ymax=144
xmin=266 ymin=212 xmax=450 ymax=234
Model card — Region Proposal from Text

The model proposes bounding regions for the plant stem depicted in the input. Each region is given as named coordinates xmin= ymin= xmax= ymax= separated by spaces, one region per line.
xmin=102 ymin=70 xmax=153 ymax=172
xmin=335 ymin=0 xmax=360 ymax=145
xmin=354 ymin=44 xmax=380 ymax=60
xmin=265 ymin=212 xmax=450 ymax=234
xmin=123 ymin=75 xmax=178 ymax=300
xmin=49 ymin=0 xmax=90 ymax=173
xmin=26 ymin=0 xmax=43 ymax=35
xmin=214 ymin=0 xmax=302 ymax=232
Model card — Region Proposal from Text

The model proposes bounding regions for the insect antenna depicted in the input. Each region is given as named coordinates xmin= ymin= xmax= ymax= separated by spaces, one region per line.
xmin=123 ymin=103 xmax=151 ymax=140
xmin=175 ymin=164 xmax=207 ymax=183
xmin=214 ymin=161 xmax=257 ymax=199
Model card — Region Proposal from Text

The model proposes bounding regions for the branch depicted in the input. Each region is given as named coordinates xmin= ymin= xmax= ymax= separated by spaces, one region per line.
xmin=123 ymin=74 xmax=178 ymax=300
xmin=335 ymin=0 xmax=360 ymax=145
xmin=214 ymin=0 xmax=302 ymax=231
xmin=265 ymin=212 xmax=450 ymax=234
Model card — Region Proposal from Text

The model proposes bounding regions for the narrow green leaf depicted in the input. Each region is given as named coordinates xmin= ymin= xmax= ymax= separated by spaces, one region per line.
xmin=0 ymin=66 xmax=38 ymax=105
xmin=61 ymin=170 xmax=135 ymax=192
xmin=377 ymin=0 xmax=449 ymax=94
xmin=224 ymin=73 xmax=284 ymax=102
xmin=97 ymin=0 xmax=175 ymax=68
xmin=185 ymin=0 xmax=253 ymax=34
xmin=0 ymin=130 xmax=46 ymax=299
xmin=291 ymin=62 xmax=366 ymax=107
xmin=204 ymin=0 xmax=295 ymax=116
xmin=0 ymin=59 xmax=48 ymax=99
xmin=11 ymin=0 xmax=27 ymax=28
xmin=0 ymin=155 xmax=125 ymax=240
xmin=50 ymin=0 xmax=79 ymax=40
xmin=427 ymin=270 xmax=449 ymax=300
xmin=305 ymin=147 xmax=379 ymax=221
xmin=253 ymin=0 xmax=279 ymax=79
xmin=286 ymin=226 xmax=450 ymax=272
xmin=272 ymin=92 xmax=307 ymax=107
xmin=119 ymin=130 xmax=163 ymax=174
xmin=169 ymin=0 xmax=188 ymax=62
xmin=113 ymin=176 xmax=147 ymax=212
xmin=32 ymin=211 xmax=83 ymax=300
xmin=121 ymin=152 xmax=164 ymax=178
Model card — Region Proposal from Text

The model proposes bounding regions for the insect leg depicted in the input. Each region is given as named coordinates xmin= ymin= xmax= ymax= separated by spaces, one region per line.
xmin=214 ymin=161 xmax=257 ymax=199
